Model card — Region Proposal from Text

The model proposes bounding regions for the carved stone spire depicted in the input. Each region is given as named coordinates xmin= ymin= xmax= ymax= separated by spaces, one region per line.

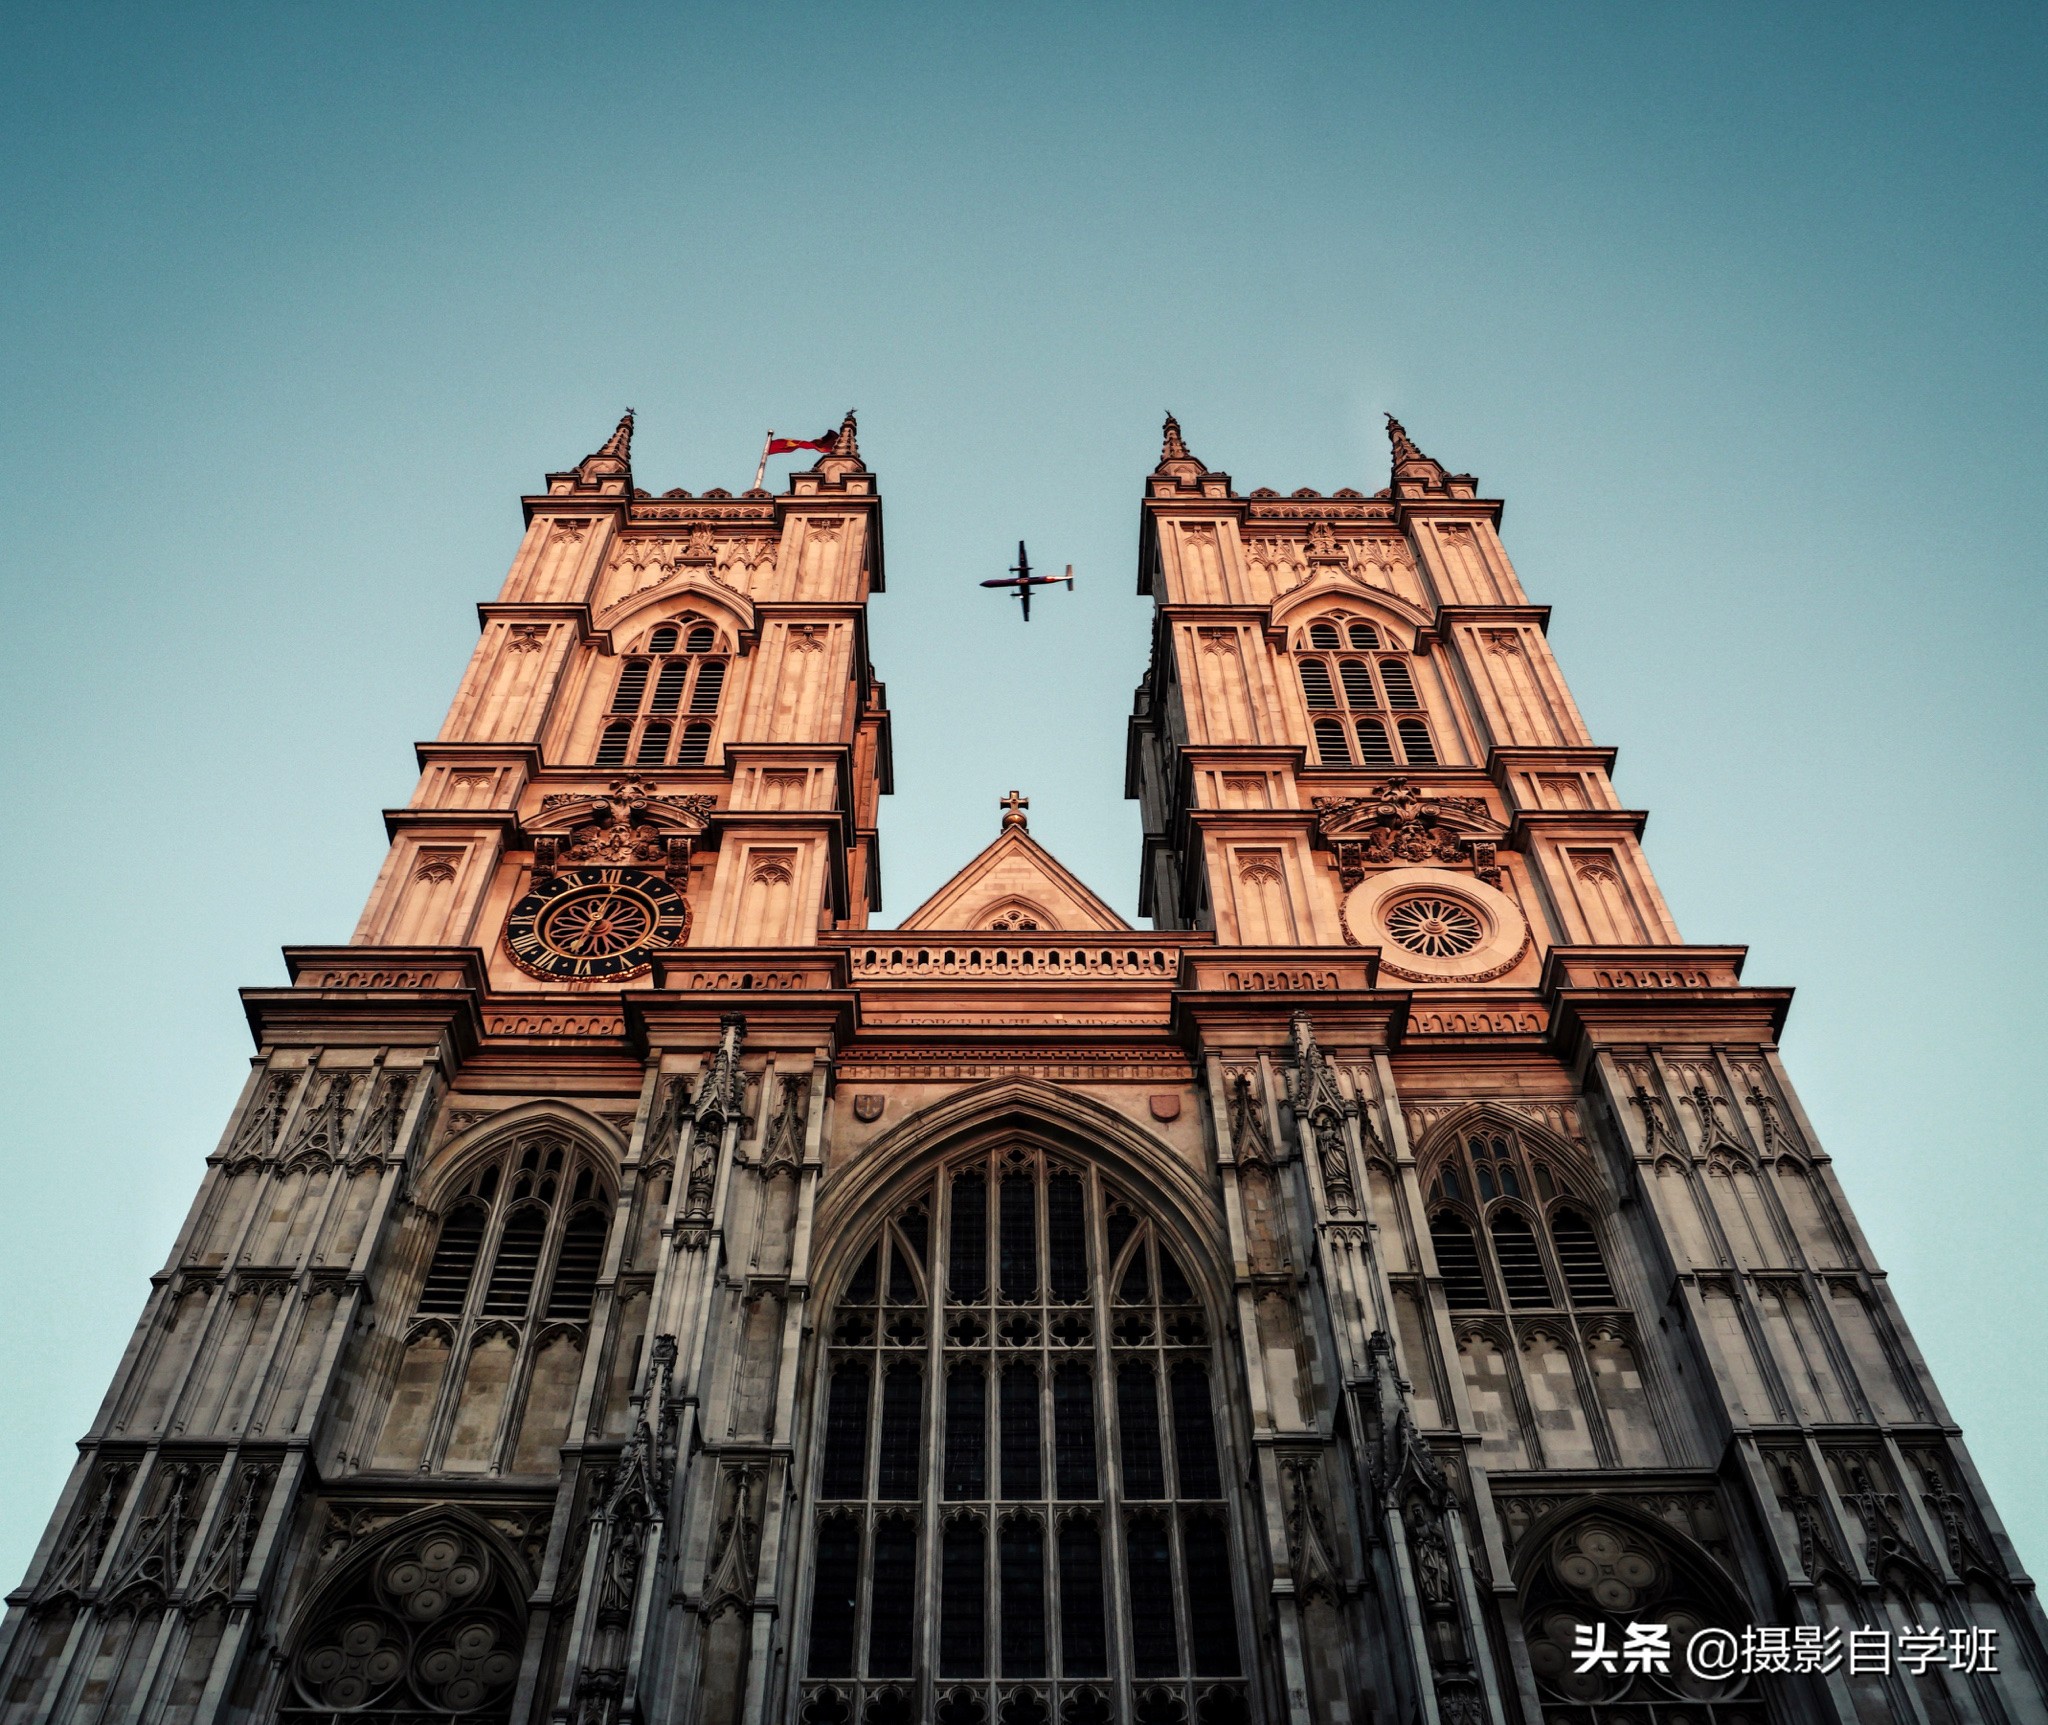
xmin=598 ymin=409 xmax=635 ymax=462
xmin=1385 ymin=412 xmax=1445 ymax=486
xmin=691 ymin=1013 xmax=748 ymax=1123
xmin=814 ymin=408 xmax=867 ymax=481
xmin=575 ymin=409 xmax=635 ymax=485
xmin=1385 ymin=413 xmax=1422 ymax=467
xmin=1154 ymin=410 xmax=1207 ymax=482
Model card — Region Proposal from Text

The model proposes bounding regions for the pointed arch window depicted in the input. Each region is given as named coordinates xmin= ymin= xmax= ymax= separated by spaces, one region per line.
xmin=1296 ymin=613 xmax=1440 ymax=767
xmin=594 ymin=615 xmax=728 ymax=767
xmin=372 ymin=1129 xmax=614 ymax=1477
xmin=1425 ymin=1126 xmax=1617 ymax=1315
xmin=801 ymin=1149 xmax=1251 ymax=1722
xmin=1423 ymin=1122 xmax=1660 ymax=1471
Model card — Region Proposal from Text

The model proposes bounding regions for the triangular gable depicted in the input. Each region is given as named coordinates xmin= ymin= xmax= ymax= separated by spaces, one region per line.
xmin=897 ymin=827 xmax=1131 ymax=932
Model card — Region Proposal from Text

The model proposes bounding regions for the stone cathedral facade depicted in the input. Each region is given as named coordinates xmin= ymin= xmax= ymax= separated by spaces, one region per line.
xmin=4 ymin=411 xmax=2042 ymax=1725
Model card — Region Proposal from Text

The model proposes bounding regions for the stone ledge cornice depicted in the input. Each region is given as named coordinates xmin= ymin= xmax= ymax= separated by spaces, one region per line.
xmin=381 ymin=806 xmax=521 ymax=841
xmin=1417 ymin=603 xmax=1552 ymax=649
xmin=1486 ymin=745 xmax=1620 ymax=784
xmin=412 ymin=741 xmax=543 ymax=774
xmin=1392 ymin=491 xmax=1503 ymax=529
xmin=521 ymin=494 xmax=628 ymax=528
xmin=1507 ymin=808 xmax=1650 ymax=848
xmin=1547 ymin=987 xmax=1793 ymax=1070
xmin=243 ymin=978 xmax=484 ymax=1061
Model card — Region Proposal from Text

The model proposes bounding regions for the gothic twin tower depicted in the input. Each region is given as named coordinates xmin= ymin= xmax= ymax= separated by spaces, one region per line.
xmin=3 ymin=413 xmax=2038 ymax=1725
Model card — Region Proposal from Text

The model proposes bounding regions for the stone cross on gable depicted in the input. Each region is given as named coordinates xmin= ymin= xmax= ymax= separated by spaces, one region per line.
xmin=1000 ymin=790 xmax=1029 ymax=830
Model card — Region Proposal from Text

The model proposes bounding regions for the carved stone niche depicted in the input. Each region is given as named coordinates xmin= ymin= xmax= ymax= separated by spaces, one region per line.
xmin=526 ymin=778 xmax=716 ymax=885
xmin=1312 ymin=778 xmax=1510 ymax=892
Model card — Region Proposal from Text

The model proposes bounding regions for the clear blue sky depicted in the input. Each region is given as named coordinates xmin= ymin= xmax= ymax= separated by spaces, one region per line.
xmin=2 ymin=2 xmax=2043 ymax=1587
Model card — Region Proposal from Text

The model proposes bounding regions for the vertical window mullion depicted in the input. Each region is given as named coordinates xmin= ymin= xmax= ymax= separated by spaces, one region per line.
xmin=1087 ymin=1166 xmax=1134 ymax=1688
xmin=920 ymin=1205 xmax=946 ymax=1686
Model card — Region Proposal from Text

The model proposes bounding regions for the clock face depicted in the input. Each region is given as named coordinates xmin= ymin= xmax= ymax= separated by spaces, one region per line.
xmin=504 ymin=867 xmax=690 ymax=981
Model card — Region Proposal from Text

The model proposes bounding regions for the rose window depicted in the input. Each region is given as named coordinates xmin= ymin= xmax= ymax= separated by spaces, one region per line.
xmin=1383 ymin=895 xmax=1483 ymax=959
xmin=1519 ymin=1518 xmax=1757 ymax=1721
xmin=284 ymin=1524 xmax=525 ymax=1725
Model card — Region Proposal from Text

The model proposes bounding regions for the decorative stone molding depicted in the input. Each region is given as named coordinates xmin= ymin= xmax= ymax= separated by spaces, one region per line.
xmin=1313 ymin=779 xmax=1508 ymax=890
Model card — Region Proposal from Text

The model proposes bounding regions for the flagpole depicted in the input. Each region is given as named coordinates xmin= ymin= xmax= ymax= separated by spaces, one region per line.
xmin=753 ymin=433 xmax=772 ymax=493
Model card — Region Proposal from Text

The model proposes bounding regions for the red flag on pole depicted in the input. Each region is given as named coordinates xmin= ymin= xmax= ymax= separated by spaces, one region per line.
xmin=765 ymin=429 xmax=838 ymax=457
xmin=754 ymin=427 xmax=840 ymax=490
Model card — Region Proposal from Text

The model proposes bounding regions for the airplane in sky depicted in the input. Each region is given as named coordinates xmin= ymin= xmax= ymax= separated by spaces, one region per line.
xmin=980 ymin=540 xmax=1074 ymax=622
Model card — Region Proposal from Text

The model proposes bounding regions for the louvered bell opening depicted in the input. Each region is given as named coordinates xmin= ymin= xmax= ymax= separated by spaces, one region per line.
xmin=1553 ymin=1210 xmax=1618 ymax=1305
xmin=1313 ymin=717 xmax=1351 ymax=764
xmin=1348 ymin=621 xmax=1381 ymax=649
xmin=686 ymin=624 xmax=717 ymax=652
xmin=481 ymin=1206 xmax=547 ymax=1316
xmin=1398 ymin=718 xmax=1437 ymax=764
xmin=677 ymin=722 xmax=711 ymax=765
xmin=416 ymin=1203 xmax=486 ymax=1314
xmin=689 ymin=660 xmax=726 ymax=713
xmin=647 ymin=625 xmax=679 ymax=653
xmin=634 ymin=720 xmax=671 ymax=765
xmin=1339 ymin=659 xmax=1377 ymax=708
xmin=1491 ymin=1212 xmax=1554 ymax=1308
xmin=1379 ymin=658 xmax=1421 ymax=708
xmin=543 ymin=1207 xmax=608 ymax=1318
xmin=1357 ymin=718 xmax=1396 ymax=765
xmin=649 ymin=660 xmax=688 ymax=713
xmin=1430 ymin=1214 xmax=1491 ymax=1308
xmin=1299 ymin=659 xmax=1337 ymax=707
xmin=1307 ymin=622 xmax=1341 ymax=648
xmin=595 ymin=721 xmax=633 ymax=767
xmin=611 ymin=659 xmax=651 ymax=713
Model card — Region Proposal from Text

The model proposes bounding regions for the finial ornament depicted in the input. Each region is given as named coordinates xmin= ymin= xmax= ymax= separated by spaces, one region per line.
xmin=1000 ymin=790 xmax=1030 ymax=831
xmin=1154 ymin=411 xmax=1205 ymax=477
xmin=832 ymin=409 xmax=859 ymax=459
xmin=572 ymin=409 xmax=636 ymax=484
xmin=1384 ymin=412 xmax=1448 ymax=486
